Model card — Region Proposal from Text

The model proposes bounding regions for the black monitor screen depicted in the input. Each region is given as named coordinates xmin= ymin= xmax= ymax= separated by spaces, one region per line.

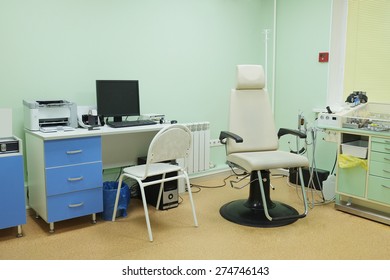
xmin=96 ymin=80 xmax=140 ymax=121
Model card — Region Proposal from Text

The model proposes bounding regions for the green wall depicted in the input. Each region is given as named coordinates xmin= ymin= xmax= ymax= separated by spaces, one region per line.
xmin=1 ymin=0 xmax=336 ymax=172
xmin=1 ymin=0 xmax=275 ymax=169
xmin=275 ymin=0 xmax=336 ymax=171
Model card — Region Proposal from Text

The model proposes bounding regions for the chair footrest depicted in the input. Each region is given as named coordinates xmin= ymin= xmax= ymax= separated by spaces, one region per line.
xmin=271 ymin=213 xmax=306 ymax=222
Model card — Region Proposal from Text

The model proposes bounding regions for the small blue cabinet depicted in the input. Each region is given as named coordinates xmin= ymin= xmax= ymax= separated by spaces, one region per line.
xmin=26 ymin=133 xmax=103 ymax=232
xmin=0 ymin=152 xmax=26 ymax=237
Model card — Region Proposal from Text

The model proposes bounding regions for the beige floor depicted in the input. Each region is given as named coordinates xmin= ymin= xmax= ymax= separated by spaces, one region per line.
xmin=0 ymin=172 xmax=389 ymax=260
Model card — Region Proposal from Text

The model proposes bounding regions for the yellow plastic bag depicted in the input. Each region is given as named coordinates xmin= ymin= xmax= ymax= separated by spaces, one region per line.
xmin=338 ymin=154 xmax=368 ymax=170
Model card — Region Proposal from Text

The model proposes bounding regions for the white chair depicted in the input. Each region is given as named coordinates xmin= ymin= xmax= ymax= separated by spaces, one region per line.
xmin=219 ymin=65 xmax=309 ymax=227
xmin=112 ymin=124 xmax=198 ymax=241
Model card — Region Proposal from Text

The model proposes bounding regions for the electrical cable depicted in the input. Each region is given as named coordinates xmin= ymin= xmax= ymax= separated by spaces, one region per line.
xmin=190 ymin=164 xmax=249 ymax=191
xmin=308 ymin=128 xmax=326 ymax=204
xmin=190 ymin=173 xmax=242 ymax=190
xmin=330 ymin=151 xmax=338 ymax=175
xmin=115 ymin=167 xmax=124 ymax=182
xmin=287 ymin=116 xmax=337 ymax=207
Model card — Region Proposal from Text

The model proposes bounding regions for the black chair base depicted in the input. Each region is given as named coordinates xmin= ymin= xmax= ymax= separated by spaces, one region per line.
xmin=220 ymin=170 xmax=300 ymax=227
xmin=220 ymin=199 xmax=299 ymax=227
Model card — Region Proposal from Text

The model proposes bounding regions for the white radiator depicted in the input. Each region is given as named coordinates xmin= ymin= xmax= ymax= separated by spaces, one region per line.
xmin=184 ymin=122 xmax=210 ymax=174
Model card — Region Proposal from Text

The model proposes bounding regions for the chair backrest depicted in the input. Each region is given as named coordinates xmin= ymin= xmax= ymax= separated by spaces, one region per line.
xmin=146 ymin=124 xmax=192 ymax=165
xmin=226 ymin=64 xmax=279 ymax=155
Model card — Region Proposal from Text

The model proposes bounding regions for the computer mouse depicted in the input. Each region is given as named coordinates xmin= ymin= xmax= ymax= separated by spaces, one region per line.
xmin=170 ymin=120 xmax=177 ymax=124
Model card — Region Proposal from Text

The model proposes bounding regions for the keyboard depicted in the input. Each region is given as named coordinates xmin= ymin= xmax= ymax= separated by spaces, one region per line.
xmin=107 ymin=119 xmax=157 ymax=128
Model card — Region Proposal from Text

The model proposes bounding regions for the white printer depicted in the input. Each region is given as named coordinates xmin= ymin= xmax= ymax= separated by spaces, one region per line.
xmin=23 ymin=100 xmax=78 ymax=131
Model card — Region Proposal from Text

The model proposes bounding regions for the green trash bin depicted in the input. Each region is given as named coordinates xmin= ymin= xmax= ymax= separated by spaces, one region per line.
xmin=102 ymin=181 xmax=130 ymax=221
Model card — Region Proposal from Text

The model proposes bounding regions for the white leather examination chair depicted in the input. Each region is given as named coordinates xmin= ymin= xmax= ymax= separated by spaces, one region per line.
xmin=219 ymin=64 xmax=309 ymax=227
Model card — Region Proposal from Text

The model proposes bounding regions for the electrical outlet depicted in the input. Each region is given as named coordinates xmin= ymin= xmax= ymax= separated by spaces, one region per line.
xmin=210 ymin=139 xmax=222 ymax=147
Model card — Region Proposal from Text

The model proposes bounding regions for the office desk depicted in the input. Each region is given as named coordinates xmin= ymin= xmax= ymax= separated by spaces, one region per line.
xmin=25 ymin=123 xmax=167 ymax=232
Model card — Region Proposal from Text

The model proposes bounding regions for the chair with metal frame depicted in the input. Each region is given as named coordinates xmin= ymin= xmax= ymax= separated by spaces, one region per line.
xmin=112 ymin=124 xmax=198 ymax=241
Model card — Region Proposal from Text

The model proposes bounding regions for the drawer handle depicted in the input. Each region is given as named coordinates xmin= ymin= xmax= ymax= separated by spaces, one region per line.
xmin=67 ymin=176 xmax=84 ymax=182
xmin=66 ymin=149 xmax=83 ymax=155
xmin=383 ymin=169 xmax=390 ymax=173
xmin=384 ymin=157 xmax=390 ymax=161
xmin=381 ymin=185 xmax=390 ymax=189
xmin=385 ymin=147 xmax=390 ymax=151
xmin=68 ymin=202 xmax=84 ymax=208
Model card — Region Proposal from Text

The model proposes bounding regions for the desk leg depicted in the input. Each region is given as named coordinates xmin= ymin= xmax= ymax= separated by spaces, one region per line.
xmin=17 ymin=225 xmax=23 ymax=238
xmin=91 ymin=213 xmax=97 ymax=224
xmin=49 ymin=222 xmax=54 ymax=233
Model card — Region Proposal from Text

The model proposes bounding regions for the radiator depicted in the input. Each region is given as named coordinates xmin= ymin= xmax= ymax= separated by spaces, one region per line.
xmin=184 ymin=122 xmax=210 ymax=174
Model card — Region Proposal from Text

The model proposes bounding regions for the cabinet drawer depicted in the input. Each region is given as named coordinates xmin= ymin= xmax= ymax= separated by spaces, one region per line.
xmin=368 ymin=176 xmax=390 ymax=205
xmin=45 ymin=136 xmax=101 ymax=167
xmin=369 ymin=160 xmax=390 ymax=178
xmin=337 ymin=165 xmax=366 ymax=198
xmin=371 ymin=139 xmax=390 ymax=154
xmin=46 ymin=162 xmax=103 ymax=196
xmin=370 ymin=151 xmax=390 ymax=164
xmin=47 ymin=188 xmax=103 ymax=223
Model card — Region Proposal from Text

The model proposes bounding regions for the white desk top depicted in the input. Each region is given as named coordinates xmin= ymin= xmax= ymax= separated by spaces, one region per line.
xmin=25 ymin=123 xmax=169 ymax=140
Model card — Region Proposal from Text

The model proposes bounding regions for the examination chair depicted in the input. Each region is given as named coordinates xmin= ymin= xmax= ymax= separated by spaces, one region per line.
xmin=219 ymin=64 xmax=309 ymax=227
xmin=112 ymin=124 xmax=198 ymax=241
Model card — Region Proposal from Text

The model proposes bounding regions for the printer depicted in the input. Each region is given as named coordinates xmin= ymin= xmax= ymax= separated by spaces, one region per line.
xmin=23 ymin=100 xmax=78 ymax=131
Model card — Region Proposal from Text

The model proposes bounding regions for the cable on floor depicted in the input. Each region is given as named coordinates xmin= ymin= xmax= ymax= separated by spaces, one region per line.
xmin=190 ymin=164 xmax=249 ymax=192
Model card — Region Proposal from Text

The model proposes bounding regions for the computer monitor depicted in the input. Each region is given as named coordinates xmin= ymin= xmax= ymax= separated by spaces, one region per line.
xmin=96 ymin=80 xmax=140 ymax=123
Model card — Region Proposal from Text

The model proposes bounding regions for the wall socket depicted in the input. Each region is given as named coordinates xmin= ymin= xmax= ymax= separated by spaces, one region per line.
xmin=210 ymin=139 xmax=222 ymax=147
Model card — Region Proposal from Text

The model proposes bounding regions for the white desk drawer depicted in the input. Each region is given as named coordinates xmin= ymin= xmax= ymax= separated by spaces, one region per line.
xmin=46 ymin=162 xmax=102 ymax=196
xmin=46 ymin=188 xmax=103 ymax=223
xmin=44 ymin=136 xmax=101 ymax=167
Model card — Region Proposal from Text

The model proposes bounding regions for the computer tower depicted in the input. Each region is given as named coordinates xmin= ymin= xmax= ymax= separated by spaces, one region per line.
xmin=137 ymin=157 xmax=179 ymax=210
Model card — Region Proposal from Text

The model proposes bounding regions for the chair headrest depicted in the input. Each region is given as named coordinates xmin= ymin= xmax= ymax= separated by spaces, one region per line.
xmin=236 ymin=65 xmax=265 ymax=90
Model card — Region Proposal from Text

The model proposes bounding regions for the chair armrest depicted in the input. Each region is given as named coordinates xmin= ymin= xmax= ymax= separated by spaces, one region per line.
xmin=219 ymin=131 xmax=243 ymax=144
xmin=277 ymin=128 xmax=307 ymax=139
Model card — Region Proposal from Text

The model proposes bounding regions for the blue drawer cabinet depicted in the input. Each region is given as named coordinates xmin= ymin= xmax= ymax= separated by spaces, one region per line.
xmin=0 ymin=152 xmax=26 ymax=237
xmin=47 ymin=188 xmax=103 ymax=222
xmin=44 ymin=137 xmax=102 ymax=167
xmin=46 ymin=162 xmax=102 ymax=196
xmin=26 ymin=133 xmax=103 ymax=232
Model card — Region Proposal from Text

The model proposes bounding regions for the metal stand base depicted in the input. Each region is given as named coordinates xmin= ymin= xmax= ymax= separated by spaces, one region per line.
xmin=220 ymin=199 xmax=299 ymax=227
xmin=220 ymin=170 xmax=300 ymax=227
xmin=335 ymin=200 xmax=390 ymax=226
